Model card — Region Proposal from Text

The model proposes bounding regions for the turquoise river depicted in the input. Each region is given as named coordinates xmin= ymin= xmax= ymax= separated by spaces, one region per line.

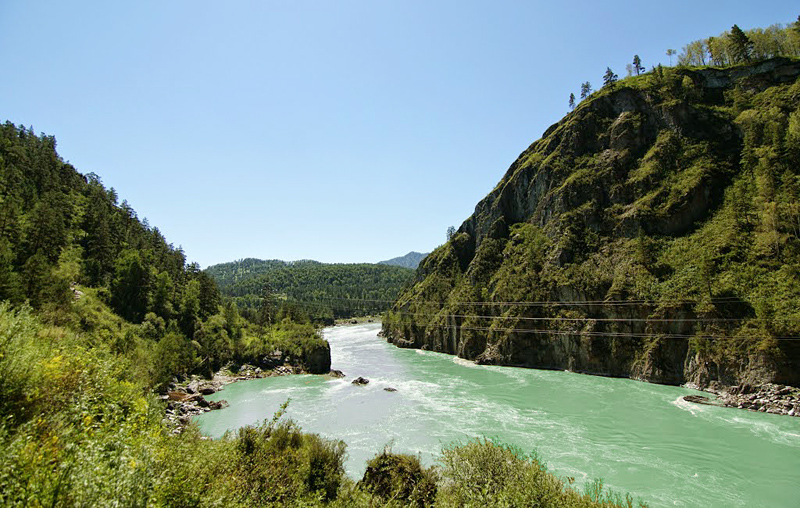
xmin=195 ymin=323 xmax=800 ymax=507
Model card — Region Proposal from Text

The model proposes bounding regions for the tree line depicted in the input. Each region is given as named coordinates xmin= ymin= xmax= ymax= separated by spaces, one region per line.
xmin=569 ymin=18 xmax=800 ymax=109
xmin=679 ymin=19 xmax=800 ymax=67
xmin=206 ymin=258 xmax=415 ymax=324
xmin=0 ymin=121 xmax=325 ymax=386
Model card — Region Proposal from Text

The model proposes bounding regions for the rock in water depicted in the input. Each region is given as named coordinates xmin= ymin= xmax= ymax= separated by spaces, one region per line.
xmin=352 ymin=376 xmax=369 ymax=385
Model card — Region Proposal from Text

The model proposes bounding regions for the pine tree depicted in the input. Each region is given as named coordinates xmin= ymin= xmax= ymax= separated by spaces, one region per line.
xmin=580 ymin=81 xmax=592 ymax=100
xmin=728 ymin=24 xmax=753 ymax=63
xmin=258 ymin=280 xmax=275 ymax=329
xmin=603 ymin=67 xmax=618 ymax=88
xmin=633 ymin=55 xmax=644 ymax=75
xmin=568 ymin=93 xmax=575 ymax=110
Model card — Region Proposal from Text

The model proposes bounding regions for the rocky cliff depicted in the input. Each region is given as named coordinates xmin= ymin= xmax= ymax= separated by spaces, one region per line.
xmin=382 ymin=58 xmax=800 ymax=389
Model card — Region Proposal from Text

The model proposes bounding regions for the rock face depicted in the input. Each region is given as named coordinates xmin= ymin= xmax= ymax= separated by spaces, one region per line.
xmin=382 ymin=58 xmax=800 ymax=398
xmin=257 ymin=341 xmax=332 ymax=375
xmin=161 ymin=344 xmax=334 ymax=432
xmin=303 ymin=340 xmax=332 ymax=374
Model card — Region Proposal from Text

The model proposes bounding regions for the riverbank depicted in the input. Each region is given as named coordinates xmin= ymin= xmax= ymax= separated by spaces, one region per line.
xmin=163 ymin=362 xmax=338 ymax=431
xmin=193 ymin=323 xmax=800 ymax=507
xmin=685 ymin=382 xmax=800 ymax=417
xmin=333 ymin=315 xmax=381 ymax=326
xmin=383 ymin=326 xmax=800 ymax=418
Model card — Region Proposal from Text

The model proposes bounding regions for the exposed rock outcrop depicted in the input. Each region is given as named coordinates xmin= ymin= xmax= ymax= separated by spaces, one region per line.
xmin=684 ymin=383 xmax=800 ymax=417
xmin=382 ymin=58 xmax=800 ymax=411
xmin=162 ymin=342 xmax=334 ymax=431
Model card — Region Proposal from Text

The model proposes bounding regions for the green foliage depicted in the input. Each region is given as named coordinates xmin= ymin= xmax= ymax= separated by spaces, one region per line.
xmin=228 ymin=404 xmax=347 ymax=504
xmin=383 ymin=49 xmax=800 ymax=386
xmin=206 ymin=258 xmax=415 ymax=323
xmin=678 ymin=21 xmax=800 ymax=67
xmin=1 ymin=303 xmax=646 ymax=507
xmin=360 ymin=449 xmax=438 ymax=507
xmin=603 ymin=67 xmax=618 ymax=88
xmin=0 ymin=303 xmax=344 ymax=507
xmin=729 ymin=24 xmax=754 ymax=63
xmin=0 ymin=120 xmax=329 ymax=390
xmin=437 ymin=439 xmax=644 ymax=508
xmin=580 ymin=81 xmax=592 ymax=100
xmin=633 ymin=55 xmax=644 ymax=75
xmin=0 ymin=120 xmax=214 ymax=330
xmin=110 ymin=249 xmax=150 ymax=322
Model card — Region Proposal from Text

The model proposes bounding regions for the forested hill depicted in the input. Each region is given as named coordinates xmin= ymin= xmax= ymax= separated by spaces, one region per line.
xmin=0 ymin=122 xmax=218 ymax=325
xmin=0 ymin=121 xmax=330 ymax=383
xmin=206 ymin=258 xmax=415 ymax=322
xmin=383 ymin=50 xmax=800 ymax=388
xmin=378 ymin=251 xmax=428 ymax=269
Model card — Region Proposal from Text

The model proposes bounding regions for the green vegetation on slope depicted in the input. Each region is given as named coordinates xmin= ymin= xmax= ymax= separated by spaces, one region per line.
xmin=206 ymin=258 xmax=415 ymax=324
xmin=0 ymin=122 xmax=328 ymax=384
xmin=384 ymin=47 xmax=800 ymax=387
xmin=0 ymin=302 xmax=644 ymax=506
xmin=0 ymin=121 xmax=645 ymax=506
xmin=678 ymin=19 xmax=800 ymax=67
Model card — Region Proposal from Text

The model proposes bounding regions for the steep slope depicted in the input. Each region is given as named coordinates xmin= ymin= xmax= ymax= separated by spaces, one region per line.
xmin=378 ymin=251 xmax=429 ymax=269
xmin=382 ymin=58 xmax=800 ymax=389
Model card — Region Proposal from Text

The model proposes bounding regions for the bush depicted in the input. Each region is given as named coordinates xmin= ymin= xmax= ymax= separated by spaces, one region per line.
xmin=227 ymin=403 xmax=346 ymax=505
xmin=359 ymin=449 xmax=438 ymax=507
xmin=437 ymin=438 xmax=645 ymax=508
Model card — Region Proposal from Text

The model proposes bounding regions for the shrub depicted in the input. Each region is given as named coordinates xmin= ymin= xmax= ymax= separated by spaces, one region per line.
xmin=437 ymin=438 xmax=645 ymax=508
xmin=359 ymin=449 xmax=438 ymax=507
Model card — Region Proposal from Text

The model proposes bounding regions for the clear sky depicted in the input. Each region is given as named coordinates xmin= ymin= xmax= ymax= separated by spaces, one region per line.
xmin=1 ymin=1 xmax=797 ymax=268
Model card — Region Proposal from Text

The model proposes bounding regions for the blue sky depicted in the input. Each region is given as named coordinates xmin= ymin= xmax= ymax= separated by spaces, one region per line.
xmin=1 ymin=1 xmax=797 ymax=267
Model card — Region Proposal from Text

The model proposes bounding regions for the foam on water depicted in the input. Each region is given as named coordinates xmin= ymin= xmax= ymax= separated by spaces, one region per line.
xmin=670 ymin=395 xmax=706 ymax=416
xmin=196 ymin=323 xmax=800 ymax=508
xmin=452 ymin=356 xmax=479 ymax=368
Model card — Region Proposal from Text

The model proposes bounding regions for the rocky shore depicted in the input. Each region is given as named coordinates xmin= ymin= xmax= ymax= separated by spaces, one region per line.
xmin=162 ymin=363 xmax=323 ymax=432
xmin=684 ymin=383 xmax=800 ymax=417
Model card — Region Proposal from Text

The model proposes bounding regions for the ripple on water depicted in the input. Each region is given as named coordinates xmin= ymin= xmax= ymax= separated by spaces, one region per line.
xmin=195 ymin=324 xmax=800 ymax=508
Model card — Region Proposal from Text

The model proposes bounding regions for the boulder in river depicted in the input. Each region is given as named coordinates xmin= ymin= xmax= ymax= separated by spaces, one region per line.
xmin=384 ymin=387 xmax=397 ymax=392
xmin=683 ymin=395 xmax=718 ymax=406
xmin=329 ymin=369 xmax=345 ymax=378
xmin=209 ymin=400 xmax=229 ymax=410
xmin=352 ymin=376 xmax=370 ymax=385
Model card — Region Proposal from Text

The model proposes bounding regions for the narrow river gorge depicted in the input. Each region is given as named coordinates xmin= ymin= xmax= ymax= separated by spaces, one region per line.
xmin=195 ymin=323 xmax=800 ymax=507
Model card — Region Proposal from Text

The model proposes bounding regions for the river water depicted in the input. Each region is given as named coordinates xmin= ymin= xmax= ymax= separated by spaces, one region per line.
xmin=195 ymin=323 xmax=800 ymax=507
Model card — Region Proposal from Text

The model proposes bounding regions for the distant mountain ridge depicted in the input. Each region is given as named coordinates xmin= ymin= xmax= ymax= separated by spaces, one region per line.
xmin=378 ymin=251 xmax=428 ymax=269
xmin=205 ymin=257 xmax=414 ymax=323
